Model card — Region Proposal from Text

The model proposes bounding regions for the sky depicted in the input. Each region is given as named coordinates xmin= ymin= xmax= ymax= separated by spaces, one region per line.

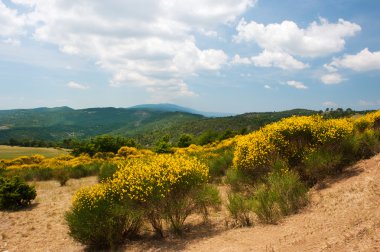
xmin=0 ymin=0 xmax=380 ymax=114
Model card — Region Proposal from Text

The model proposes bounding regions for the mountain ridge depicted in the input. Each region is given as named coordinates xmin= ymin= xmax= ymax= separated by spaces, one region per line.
xmin=0 ymin=105 xmax=320 ymax=146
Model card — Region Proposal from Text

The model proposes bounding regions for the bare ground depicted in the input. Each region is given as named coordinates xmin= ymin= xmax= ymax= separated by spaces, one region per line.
xmin=1 ymin=154 xmax=380 ymax=252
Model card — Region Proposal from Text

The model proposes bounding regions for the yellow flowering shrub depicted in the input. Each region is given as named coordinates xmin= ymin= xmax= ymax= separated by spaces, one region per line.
xmin=234 ymin=115 xmax=354 ymax=171
xmin=66 ymin=182 xmax=143 ymax=248
xmin=112 ymin=154 xmax=208 ymax=202
xmin=354 ymin=110 xmax=380 ymax=131
xmin=67 ymin=154 xmax=215 ymax=240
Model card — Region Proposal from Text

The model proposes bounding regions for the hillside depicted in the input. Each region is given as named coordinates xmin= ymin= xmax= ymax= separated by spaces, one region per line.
xmin=0 ymin=105 xmax=319 ymax=146
xmin=1 ymin=153 xmax=379 ymax=251
xmin=0 ymin=106 xmax=203 ymax=143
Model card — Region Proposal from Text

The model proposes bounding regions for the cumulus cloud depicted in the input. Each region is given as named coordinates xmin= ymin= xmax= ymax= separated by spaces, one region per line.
xmin=328 ymin=48 xmax=380 ymax=72
xmin=251 ymin=50 xmax=308 ymax=70
xmin=232 ymin=51 xmax=308 ymax=70
xmin=0 ymin=1 xmax=25 ymax=41
xmin=67 ymin=81 xmax=89 ymax=90
xmin=231 ymin=54 xmax=251 ymax=65
xmin=286 ymin=80 xmax=308 ymax=89
xmin=320 ymin=73 xmax=344 ymax=85
xmin=6 ymin=0 xmax=254 ymax=99
xmin=235 ymin=17 xmax=360 ymax=58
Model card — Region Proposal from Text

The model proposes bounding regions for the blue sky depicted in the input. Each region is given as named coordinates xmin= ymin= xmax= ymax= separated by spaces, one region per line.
xmin=0 ymin=0 xmax=379 ymax=113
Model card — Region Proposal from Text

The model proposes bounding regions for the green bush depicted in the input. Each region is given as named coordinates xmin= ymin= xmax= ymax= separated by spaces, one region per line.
xmin=208 ymin=149 xmax=234 ymax=180
xmin=53 ymin=168 xmax=70 ymax=186
xmin=163 ymin=184 xmax=221 ymax=234
xmin=225 ymin=168 xmax=255 ymax=192
xmin=301 ymin=148 xmax=343 ymax=184
xmin=192 ymin=184 xmax=221 ymax=221
xmin=252 ymin=185 xmax=280 ymax=224
xmin=98 ymin=162 xmax=118 ymax=182
xmin=0 ymin=176 xmax=37 ymax=210
xmin=253 ymin=169 xmax=307 ymax=224
xmin=227 ymin=192 xmax=254 ymax=226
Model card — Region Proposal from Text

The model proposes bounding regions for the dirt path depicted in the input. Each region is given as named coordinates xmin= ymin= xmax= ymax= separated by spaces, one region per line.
xmin=1 ymin=154 xmax=380 ymax=251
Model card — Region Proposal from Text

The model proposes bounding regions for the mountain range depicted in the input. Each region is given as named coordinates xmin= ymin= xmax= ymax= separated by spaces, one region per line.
xmin=0 ymin=104 xmax=318 ymax=146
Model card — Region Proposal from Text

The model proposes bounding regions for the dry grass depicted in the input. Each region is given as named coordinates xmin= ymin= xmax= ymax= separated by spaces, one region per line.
xmin=1 ymin=155 xmax=380 ymax=251
xmin=0 ymin=145 xmax=69 ymax=159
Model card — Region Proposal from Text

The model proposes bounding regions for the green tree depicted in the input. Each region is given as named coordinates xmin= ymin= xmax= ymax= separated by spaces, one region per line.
xmin=177 ymin=134 xmax=193 ymax=148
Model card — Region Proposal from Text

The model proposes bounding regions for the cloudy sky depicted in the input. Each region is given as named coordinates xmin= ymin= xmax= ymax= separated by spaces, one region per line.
xmin=1 ymin=0 xmax=379 ymax=113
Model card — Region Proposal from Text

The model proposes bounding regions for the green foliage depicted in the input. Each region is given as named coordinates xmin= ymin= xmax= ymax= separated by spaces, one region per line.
xmin=252 ymin=169 xmax=307 ymax=224
xmin=197 ymin=130 xmax=219 ymax=146
xmin=154 ymin=136 xmax=173 ymax=153
xmin=350 ymin=130 xmax=380 ymax=159
xmin=227 ymin=193 xmax=254 ymax=226
xmin=0 ymin=176 xmax=36 ymax=210
xmin=54 ymin=169 xmax=70 ymax=186
xmin=163 ymin=184 xmax=221 ymax=234
xmin=98 ymin=162 xmax=118 ymax=182
xmin=71 ymin=135 xmax=136 ymax=156
xmin=192 ymin=184 xmax=221 ymax=221
xmin=301 ymin=147 xmax=343 ymax=184
xmin=252 ymin=185 xmax=281 ymax=224
xmin=207 ymin=149 xmax=234 ymax=180
xmin=177 ymin=134 xmax=193 ymax=148
xmin=4 ymin=162 xmax=101 ymax=182
xmin=65 ymin=185 xmax=143 ymax=249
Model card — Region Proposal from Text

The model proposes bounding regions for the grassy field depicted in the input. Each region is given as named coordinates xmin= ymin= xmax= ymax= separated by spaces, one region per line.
xmin=0 ymin=145 xmax=69 ymax=159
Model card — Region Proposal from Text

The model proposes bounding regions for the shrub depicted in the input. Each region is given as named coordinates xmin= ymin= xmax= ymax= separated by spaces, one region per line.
xmin=117 ymin=147 xmax=139 ymax=158
xmin=65 ymin=183 xmax=143 ymax=249
xmin=227 ymin=193 xmax=254 ymax=226
xmin=253 ymin=169 xmax=307 ymax=224
xmin=233 ymin=116 xmax=353 ymax=174
xmin=0 ymin=176 xmax=36 ymax=210
xmin=98 ymin=162 xmax=119 ymax=182
xmin=177 ymin=134 xmax=193 ymax=148
xmin=67 ymin=154 xmax=212 ymax=245
xmin=207 ymin=149 xmax=234 ymax=180
xmin=112 ymin=154 xmax=209 ymax=236
xmin=164 ymin=184 xmax=221 ymax=234
xmin=53 ymin=168 xmax=70 ymax=186
xmin=192 ymin=184 xmax=221 ymax=221
xmin=301 ymin=147 xmax=343 ymax=184
xmin=252 ymin=185 xmax=280 ymax=224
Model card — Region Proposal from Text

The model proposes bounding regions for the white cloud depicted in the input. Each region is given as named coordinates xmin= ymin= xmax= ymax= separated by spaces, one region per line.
xmin=232 ymin=54 xmax=251 ymax=65
xmin=320 ymin=73 xmax=344 ymax=85
xmin=235 ymin=18 xmax=360 ymax=58
xmin=328 ymin=48 xmax=380 ymax=72
xmin=67 ymin=81 xmax=89 ymax=90
xmin=251 ymin=50 xmax=308 ymax=70
xmin=323 ymin=101 xmax=337 ymax=107
xmin=286 ymin=80 xmax=308 ymax=89
xmin=264 ymin=85 xmax=271 ymax=89
xmin=0 ymin=2 xmax=25 ymax=39
xmin=8 ymin=0 xmax=253 ymax=100
xmin=232 ymin=51 xmax=308 ymax=70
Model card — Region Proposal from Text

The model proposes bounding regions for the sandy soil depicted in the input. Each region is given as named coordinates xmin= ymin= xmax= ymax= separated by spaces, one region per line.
xmin=1 ymin=154 xmax=380 ymax=252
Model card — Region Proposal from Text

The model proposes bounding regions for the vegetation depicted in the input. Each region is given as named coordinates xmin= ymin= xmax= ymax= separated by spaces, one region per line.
xmin=70 ymin=135 xmax=137 ymax=156
xmin=0 ymin=176 xmax=36 ymax=210
xmin=66 ymin=154 xmax=220 ymax=248
xmin=0 ymin=145 xmax=68 ymax=159
xmin=2 ymin=108 xmax=380 ymax=249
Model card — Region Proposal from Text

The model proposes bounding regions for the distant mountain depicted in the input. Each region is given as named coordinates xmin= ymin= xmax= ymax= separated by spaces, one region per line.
xmin=130 ymin=103 xmax=235 ymax=117
xmin=0 ymin=105 xmax=319 ymax=146
xmin=0 ymin=106 xmax=202 ymax=143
